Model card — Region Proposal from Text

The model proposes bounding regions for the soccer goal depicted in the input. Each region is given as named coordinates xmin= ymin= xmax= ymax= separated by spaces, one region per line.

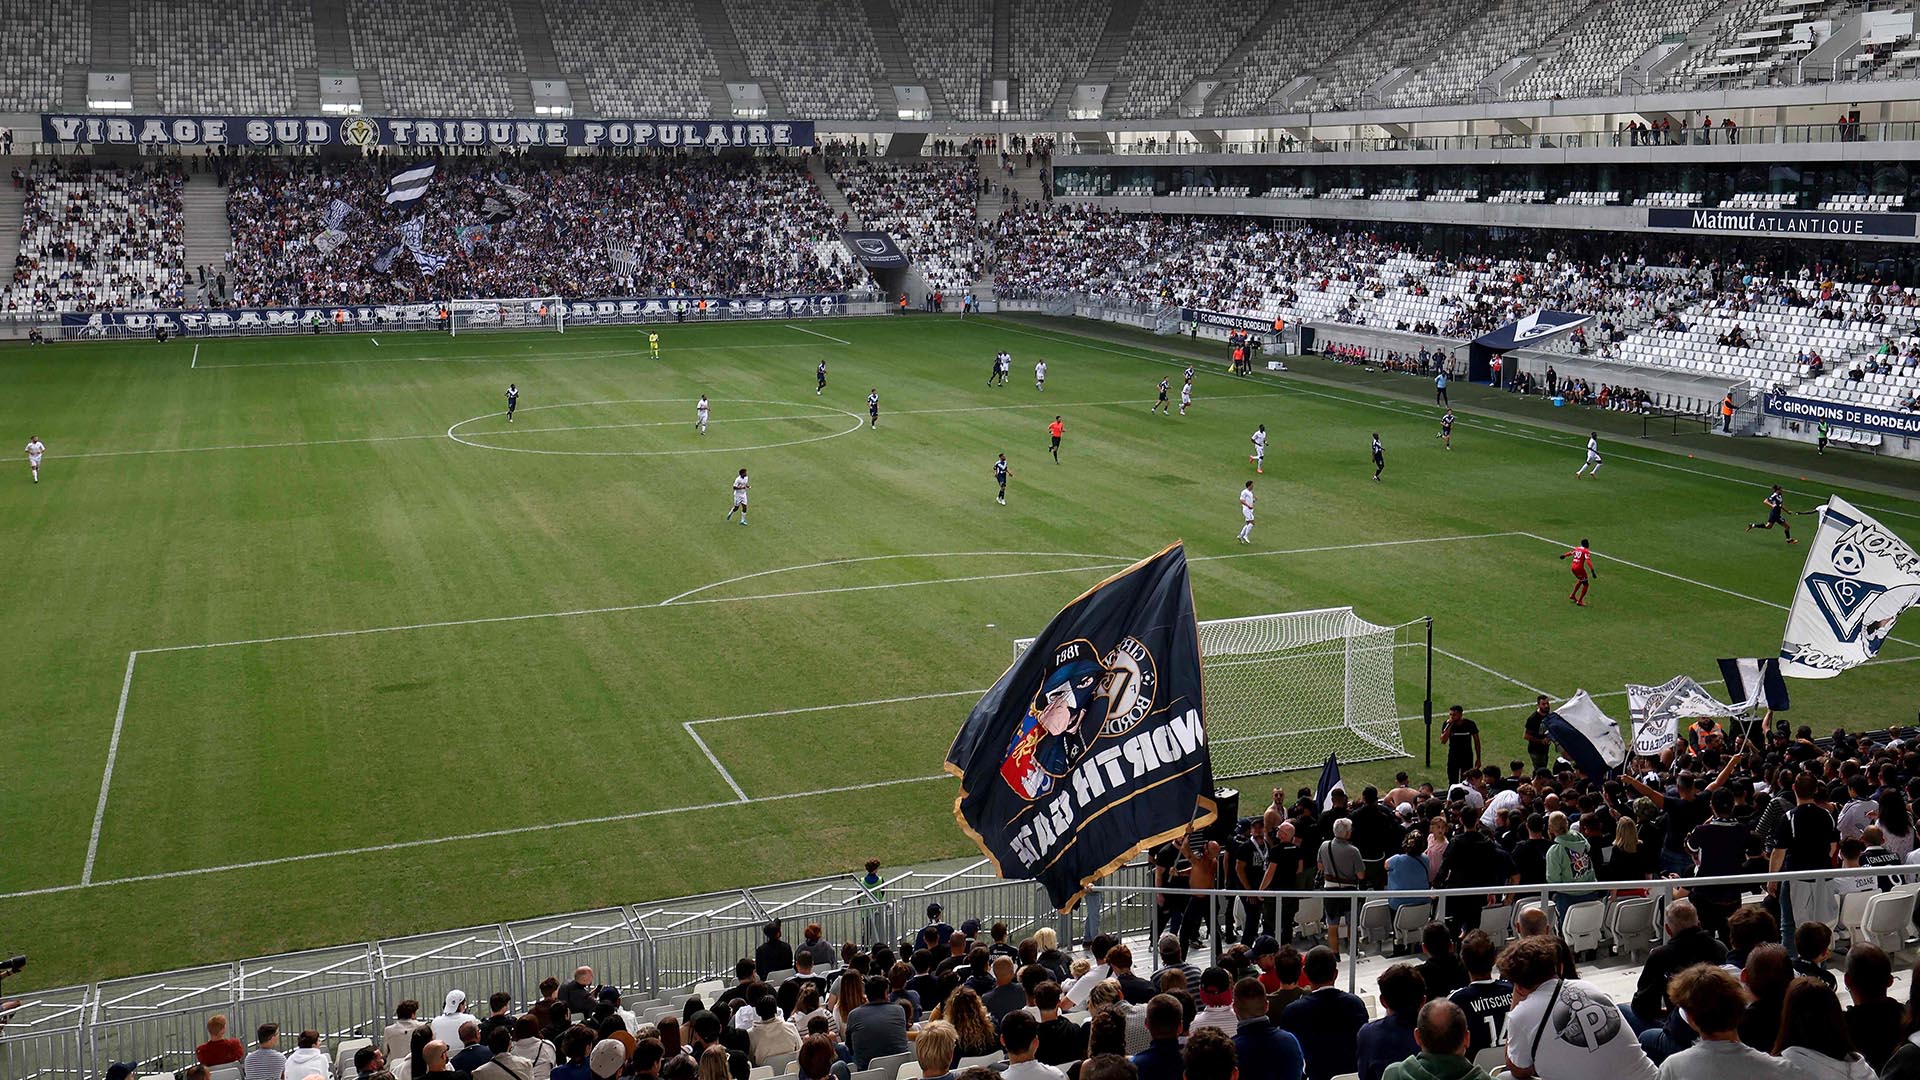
xmin=448 ymin=296 xmax=565 ymax=336
xmin=1014 ymin=607 xmax=1413 ymax=778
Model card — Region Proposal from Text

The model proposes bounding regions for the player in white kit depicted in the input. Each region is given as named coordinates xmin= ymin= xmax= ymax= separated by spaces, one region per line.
xmin=696 ymin=395 xmax=710 ymax=435
xmin=25 ymin=435 xmax=44 ymax=483
xmin=725 ymin=468 xmax=749 ymax=525
xmin=1576 ymin=432 xmax=1603 ymax=477
xmin=1237 ymin=481 xmax=1256 ymax=544
xmin=1034 ymin=360 xmax=1047 ymax=391
xmin=1179 ymin=381 xmax=1193 ymax=415
xmin=1248 ymin=424 xmax=1267 ymax=474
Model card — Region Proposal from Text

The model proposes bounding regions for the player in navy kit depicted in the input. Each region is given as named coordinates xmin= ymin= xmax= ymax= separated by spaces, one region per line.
xmin=868 ymin=388 xmax=880 ymax=428
xmin=1151 ymin=378 xmax=1171 ymax=415
xmin=1747 ymin=485 xmax=1797 ymax=543
xmin=994 ymin=454 xmax=1009 ymax=505
xmin=1438 ymin=409 xmax=1454 ymax=449
xmin=505 ymin=383 xmax=519 ymax=422
xmin=1371 ymin=433 xmax=1385 ymax=480
xmin=816 ymin=361 xmax=827 ymax=395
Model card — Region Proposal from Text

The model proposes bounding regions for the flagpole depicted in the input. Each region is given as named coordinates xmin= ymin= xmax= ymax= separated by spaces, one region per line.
xmin=1423 ymin=616 xmax=1434 ymax=769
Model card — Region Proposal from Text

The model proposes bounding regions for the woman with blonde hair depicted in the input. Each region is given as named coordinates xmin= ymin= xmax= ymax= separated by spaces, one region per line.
xmin=1605 ymin=815 xmax=1651 ymax=889
xmin=1033 ymin=926 xmax=1069 ymax=981
xmin=915 ymin=1020 xmax=958 ymax=1080
xmin=943 ymin=988 xmax=998 ymax=1060
xmin=832 ymin=970 xmax=865 ymax=1031
xmin=1424 ymin=818 xmax=1450 ymax=884
xmin=790 ymin=982 xmax=838 ymax=1037
xmin=697 ymin=1044 xmax=732 ymax=1080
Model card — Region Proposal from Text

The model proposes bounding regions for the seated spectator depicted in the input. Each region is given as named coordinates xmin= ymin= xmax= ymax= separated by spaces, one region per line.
xmin=1358 ymin=964 xmax=1427 ymax=1080
xmin=914 ymin=1022 xmax=956 ymax=1080
xmin=1231 ymin=976 xmax=1303 ymax=1080
xmin=795 ymin=1036 xmax=838 ymax=1080
xmin=1418 ymin=925 xmax=1468 ymax=999
xmin=1267 ymin=947 xmax=1307 ymax=1019
xmin=1281 ymin=947 xmax=1370 ymax=1080
xmin=1774 ymin=977 xmax=1873 ymax=1080
xmin=1032 ymin=982 xmax=1082 ymax=1067
xmin=1500 ymin=935 xmax=1655 ymax=1080
xmin=1842 ymin=946 xmax=1902 ymax=1069
xmin=1738 ymin=945 xmax=1792 ymax=1053
xmin=747 ymin=997 xmax=800 ymax=1065
xmin=944 ymin=987 xmax=998 ymax=1061
xmin=983 ymin=956 xmax=1027 ymax=1023
xmin=1131 ymin=994 xmax=1185 ymax=1080
xmin=1655 ymin=964 xmax=1785 ymax=1079
xmin=198 ymin=1014 xmax=246 ymax=1068
xmin=283 ymin=1029 xmax=333 ymax=1080
xmin=1632 ymin=901 xmax=1726 ymax=1027
xmin=1190 ymin=967 xmax=1238 ymax=1037
xmin=999 ymin=1011 xmax=1064 ymax=1080
xmin=1447 ymin=931 xmax=1511 ymax=1058
xmin=1182 ymin=1027 xmax=1236 ymax=1080
xmin=1382 ymin=1000 xmax=1492 ymax=1080
xmin=451 ymin=1022 xmax=493 ymax=1074
xmin=1791 ymin=925 xmax=1836 ymax=988
xmin=246 ymin=1023 xmax=287 ymax=1080
xmin=474 ymin=1027 xmax=534 ymax=1080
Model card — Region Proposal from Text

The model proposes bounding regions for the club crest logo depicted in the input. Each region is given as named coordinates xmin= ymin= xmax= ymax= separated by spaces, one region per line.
xmin=1804 ymin=572 xmax=1888 ymax=642
xmin=856 ymin=239 xmax=889 ymax=255
xmin=999 ymin=635 xmax=1159 ymax=800
xmin=338 ymin=117 xmax=379 ymax=148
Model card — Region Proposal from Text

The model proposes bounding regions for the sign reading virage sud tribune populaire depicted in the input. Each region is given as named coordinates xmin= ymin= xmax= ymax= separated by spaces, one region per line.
xmin=41 ymin=114 xmax=815 ymax=150
xmin=946 ymin=543 xmax=1213 ymax=910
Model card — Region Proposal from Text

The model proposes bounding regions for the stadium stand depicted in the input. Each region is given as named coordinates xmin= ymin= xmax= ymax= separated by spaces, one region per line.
xmin=1389 ymin=0 xmax=1591 ymax=107
xmin=1217 ymin=0 xmax=1395 ymax=115
xmin=1488 ymin=189 xmax=1548 ymax=204
xmin=729 ymin=0 xmax=887 ymax=120
xmin=1722 ymin=192 xmax=1800 ymax=209
xmin=4 ymin=163 xmax=188 ymax=314
xmin=890 ymin=0 xmax=992 ymax=121
xmin=1556 ymin=191 xmax=1624 ymax=206
xmin=550 ymin=0 xmax=718 ymax=116
xmin=1633 ymin=191 xmax=1707 ymax=208
xmin=1506 ymin=0 xmax=1722 ymax=100
xmin=1110 ymin=0 xmax=1266 ymax=118
xmin=221 ymin=157 xmax=867 ymax=307
xmin=1821 ymin=194 xmax=1907 ymax=211
xmin=0 ymin=0 xmax=87 ymax=113
xmin=1007 ymin=0 xmax=1107 ymax=120
xmin=130 ymin=0 xmax=316 ymax=113
xmin=1297 ymin=0 xmax=1488 ymax=111
xmin=831 ymin=158 xmax=982 ymax=294
xmin=347 ymin=0 xmax=522 ymax=115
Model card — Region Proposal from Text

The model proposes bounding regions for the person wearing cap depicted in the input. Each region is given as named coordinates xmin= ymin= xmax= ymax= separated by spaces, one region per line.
xmin=431 ymin=992 xmax=473 ymax=1047
xmin=921 ymin=904 xmax=954 ymax=949
xmin=1189 ymin=967 xmax=1239 ymax=1037
xmin=596 ymin=987 xmax=638 ymax=1036
xmin=586 ymin=1039 xmax=626 ymax=1080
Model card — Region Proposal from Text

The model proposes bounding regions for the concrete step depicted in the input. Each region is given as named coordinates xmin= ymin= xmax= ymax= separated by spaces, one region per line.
xmin=179 ymin=173 xmax=233 ymax=283
xmin=507 ymin=0 xmax=560 ymax=72
xmin=312 ymin=0 xmax=356 ymax=70
xmin=807 ymin=155 xmax=861 ymax=230
xmin=1051 ymin=0 xmax=1143 ymax=117
xmin=0 ymin=166 xmax=25 ymax=280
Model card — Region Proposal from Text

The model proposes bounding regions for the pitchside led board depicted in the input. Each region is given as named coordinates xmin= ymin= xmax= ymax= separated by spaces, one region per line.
xmin=41 ymin=114 xmax=815 ymax=151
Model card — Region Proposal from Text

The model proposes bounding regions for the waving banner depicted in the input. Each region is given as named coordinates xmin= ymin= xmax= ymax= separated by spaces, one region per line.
xmin=1545 ymin=690 xmax=1626 ymax=779
xmin=1779 ymin=497 xmax=1920 ymax=678
xmin=946 ymin=543 xmax=1213 ymax=910
xmin=1626 ymin=675 xmax=1740 ymax=757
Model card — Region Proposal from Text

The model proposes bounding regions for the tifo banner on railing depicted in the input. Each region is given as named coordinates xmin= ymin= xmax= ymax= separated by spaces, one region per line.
xmin=1764 ymin=392 xmax=1920 ymax=437
xmin=1180 ymin=307 xmax=1277 ymax=333
xmin=41 ymin=114 xmax=815 ymax=150
xmin=841 ymin=232 xmax=908 ymax=270
xmin=1647 ymin=207 xmax=1918 ymax=239
xmin=58 ymin=294 xmax=851 ymax=335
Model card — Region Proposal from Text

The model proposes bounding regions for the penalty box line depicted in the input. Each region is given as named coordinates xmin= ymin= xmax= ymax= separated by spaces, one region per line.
xmin=70 ymin=531 xmax=1518 ymax=891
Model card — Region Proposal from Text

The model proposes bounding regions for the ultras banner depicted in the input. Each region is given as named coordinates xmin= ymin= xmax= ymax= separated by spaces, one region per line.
xmin=42 ymin=114 xmax=814 ymax=150
xmin=945 ymin=543 xmax=1214 ymax=910
xmin=59 ymin=294 xmax=851 ymax=335
xmin=1778 ymin=496 xmax=1920 ymax=678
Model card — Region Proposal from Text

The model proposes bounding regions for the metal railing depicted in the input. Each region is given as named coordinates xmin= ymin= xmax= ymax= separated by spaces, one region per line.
xmin=1055 ymin=120 xmax=1920 ymax=157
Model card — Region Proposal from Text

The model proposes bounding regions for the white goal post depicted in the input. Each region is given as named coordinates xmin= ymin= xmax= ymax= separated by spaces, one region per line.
xmin=447 ymin=296 xmax=565 ymax=336
xmin=1015 ymin=607 xmax=1410 ymax=778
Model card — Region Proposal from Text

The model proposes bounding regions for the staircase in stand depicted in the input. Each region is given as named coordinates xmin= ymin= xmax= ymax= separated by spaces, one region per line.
xmin=179 ymin=173 xmax=233 ymax=294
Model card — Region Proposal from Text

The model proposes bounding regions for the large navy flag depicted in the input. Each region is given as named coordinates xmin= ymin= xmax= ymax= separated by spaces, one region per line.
xmin=1473 ymin=309 xmax=1591 ymax=351
xmin=1717 ymin=658 xmax=1790 ymax=711
xmin=1316 ymin=754 xmax=1345 ymax=812
xmin=946 ymin=543 xmax=1213 ymax=910
xmin=384 ymin=163 xmax=436 ymax=205
xmin=1545 ymin=690 xmax=1626 ymax=779
xmin=1778 ymin=497 xmax=1920 ymax=678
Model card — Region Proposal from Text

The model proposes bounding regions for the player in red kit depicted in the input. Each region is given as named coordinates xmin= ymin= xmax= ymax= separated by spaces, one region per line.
xmin=1560 ymin=539 xmax=1597 ymax=606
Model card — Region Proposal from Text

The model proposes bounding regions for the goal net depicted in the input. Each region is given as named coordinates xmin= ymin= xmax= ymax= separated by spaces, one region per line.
xmin=448 ymin=296 xmax=565 ymax=336
xmin=1015 ymin=607 xmax=1407 ymax=779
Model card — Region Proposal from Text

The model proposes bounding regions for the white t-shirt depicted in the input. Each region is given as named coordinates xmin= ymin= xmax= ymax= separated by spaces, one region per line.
xmin=732 ymin=475 xmax=749 ymax=502
xmin=1505 ymin=978 xmax=1656 ymax=1080
xmin=697 ymin=399 xmax=709 ymax=415
xmin=1480 ymin=788 xmax=1521 ymax=829
xmin=26 ymin=440 xmax=44 ymax=460
xmin=1586 ymin=436 xmax=1601 ymax=460
xmin=1240 ymin=488 xmax=1256 ymax=515
xmin=1251 ymin=430 xmax=1267 ymax=455
xmin=1035 ymin=362 xmax=1046 ymax=379
xmin=1180 ymin=384 xmax=1192 ymax=403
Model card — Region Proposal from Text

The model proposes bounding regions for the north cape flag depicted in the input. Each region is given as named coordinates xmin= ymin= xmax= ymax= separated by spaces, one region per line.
xmin=946 ymin=543 xmax=1213 ymax=910
xmin=382 ymin=163 xmax=436 ymax=205
xmin=1779 ymin=497 xmax=1920 ymax=678
xmin=1717 ymin=658 xmax=1790 ymax=711
xmin=1545 ymin=690 xmax=1627 ymax=779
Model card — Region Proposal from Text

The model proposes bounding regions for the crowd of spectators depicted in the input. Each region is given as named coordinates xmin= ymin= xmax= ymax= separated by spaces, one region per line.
xmin=831 ymin=158 xmax=985 ymax=295
xmin=3 ymin=161 xmax=190 ymax=314
xmin=220 ymin=156 xmax=871 ymax=308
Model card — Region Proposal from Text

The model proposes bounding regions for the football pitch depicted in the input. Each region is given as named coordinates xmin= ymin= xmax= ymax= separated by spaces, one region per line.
xmin=3 ymin=313 xmax=1918 ymax=986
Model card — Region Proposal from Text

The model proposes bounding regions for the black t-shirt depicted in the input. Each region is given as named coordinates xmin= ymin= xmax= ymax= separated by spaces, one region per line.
xmin=1446 ymin=718 xmax=1479 ymax=762
xmin=1773 ymin=804 xmax=1838 ymax=871
xmin=1686 ymin=818 xmax=1750 ymax=901
xmin=1511 ymin=837 xmax=1552 ymax=885
xmin=1661 ymin=791 xmax=1708 ymax=854
xmin=1523 ymin=710 xmax=1549 ymax=747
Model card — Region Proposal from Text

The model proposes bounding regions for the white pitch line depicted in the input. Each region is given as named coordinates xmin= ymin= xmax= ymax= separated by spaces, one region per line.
xmin=683 ymin=722 xmax=749 ymax=802
xmin=62 ymin=432 xmax=446 ymax=460
xmin=5 ymin=773 xmax=950 ymax=901
xmin=190 ymin=344 xmax=198 ymax=369
xmin=788 ymin=323 xmax=850 ymax=345
xmin=682 ymin=688 xmax=987 ymax=726
xmin=80 ymin=652 xmax=138 ymax=885
xmin=659 ymin=550 xmax=1135 ymax=605
xmin=985 ymin=321 xmax=1920 ymax=523
xmin=194 ymin=344 xmax=823 ymax=370
xmin=1434 ymin=646 xmax=1549 ymax=697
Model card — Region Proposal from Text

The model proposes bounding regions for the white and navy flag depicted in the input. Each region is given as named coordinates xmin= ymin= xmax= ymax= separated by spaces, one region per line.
xmin=946 ymin=543 xmax=1212 ymax=911
xmin=322 ymin=198 xmax=353 ymax=231
xmin=398 ymin=216 xmax=426 ymax=252
xmin=1627 ymin=676 xmax=1741 ymax=757
xmin=1779 ymin=496 xmax=1920 ymax=679
xmin=1718 ymin=658 xmax=1791 ymax=711
xmin=382 ymin=163 xmax=436 ymax=205
xmin=1545 ymin=690 xmax=1627 ymax=779
xmin=412 ymin=248 xmax=450 ymax=276
xmin=370 ymin=241 xmax=403 ymax=274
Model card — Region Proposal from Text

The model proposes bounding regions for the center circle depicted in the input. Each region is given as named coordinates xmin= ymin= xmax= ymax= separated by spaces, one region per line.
xmin=445 ymin=397 xmax=866 ymax=457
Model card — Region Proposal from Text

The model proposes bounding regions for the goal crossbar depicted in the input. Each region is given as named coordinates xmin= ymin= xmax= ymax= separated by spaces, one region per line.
xmin=1014 ymin=606 xmax=1409 ymax=778
xmin=448 ymin=296 xmax=565 ymax=336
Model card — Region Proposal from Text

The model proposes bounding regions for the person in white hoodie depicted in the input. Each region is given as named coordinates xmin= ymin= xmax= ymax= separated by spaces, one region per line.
xmin=1774 ymin=978 xmax=1876 ymax=1080
xmin=429 ymin=991 xmax=471 ymax=1047
xmin=280 ymin=1029 xmax=332 ymax=1080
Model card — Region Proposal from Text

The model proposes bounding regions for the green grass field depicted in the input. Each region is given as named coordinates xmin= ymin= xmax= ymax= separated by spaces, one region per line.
xmin=3 ymin=313 xmax=1917 ymax=988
